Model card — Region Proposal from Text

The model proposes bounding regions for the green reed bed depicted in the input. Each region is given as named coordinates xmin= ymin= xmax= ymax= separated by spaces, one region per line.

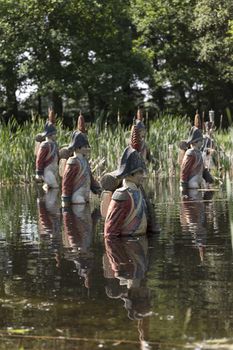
xmin=0 ymin=120 xmax=36 ymax=184
xmin=215 ymin=127 xmax=233 ymax=174
xmin=226 ymin=172 xmax=233 ymax=251
xmin=88 ymin=114 xmax=192 ymax=177
xmin=148 ymin=115 xmax=191 ymax=176
xmin=0 ymin=119 xmax=68 ymax=184
xmin=87 ymin=123 xmax=128 ymax=176
xmin=0 ymin=116 xmax=232 ymax=184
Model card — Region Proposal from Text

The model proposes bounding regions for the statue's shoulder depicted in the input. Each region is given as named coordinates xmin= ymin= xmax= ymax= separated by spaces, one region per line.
xmin=40 ymin=140 xmax=56 ymax=148
xmin=40 ymin=140 xmax=49 ymax=148
xmin=186 ymin=148 xmax=196 ymax=156
xmin=112 ymin=187 xmax=129 ymax=201
xmin=67 ymin=156 xmax=80 ymax=165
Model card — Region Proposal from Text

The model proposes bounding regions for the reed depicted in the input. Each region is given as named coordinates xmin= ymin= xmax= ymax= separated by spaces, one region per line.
xmin=87 ymin=122 xmax=128 ymax=177
xmin=215 ymin=127 xmax=233 ymax=174
xmin=148 ymin=115 xmax=191 ymax=176
xmin=0 ymin=118 xmax=68 ymax=184
xmin=226 ymin=173 xmax=233 ymax=251
xmin=87 ymin=114 xmax=191 ymax=177
xmin=0 ymin=116 xmax=232 ymax=184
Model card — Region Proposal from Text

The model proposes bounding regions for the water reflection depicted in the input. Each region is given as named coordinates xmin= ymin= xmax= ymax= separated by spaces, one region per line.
xmin=37 ymin=189 xmax=61 ymax=237
xmin=0 ymin=183 xmax=232 ymax=350
xmin=62 ymin=204 xmax=95 ymax=290
xmin=180 ymin=189 xmax=213 ymax=263
xmin=104 ymin=236 xmax=152 ymax=349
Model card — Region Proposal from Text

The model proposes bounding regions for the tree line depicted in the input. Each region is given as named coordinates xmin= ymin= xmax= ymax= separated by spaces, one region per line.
xmin=0 ymin=0 xmax=232 ymax=126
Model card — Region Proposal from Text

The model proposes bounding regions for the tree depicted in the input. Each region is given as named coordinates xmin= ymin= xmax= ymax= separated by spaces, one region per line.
xmin=130 ymin=0 xmax=233 ymax=121
xmin=192 ymin=0 xmax=233 ymax=123
xmin=0 ymin=0 xmax=29 ymax=119
xmin=61 ymin=0 xmax=150 ymax=121
xmin=130 ymin=0 xmax=201 ymax=115
xmin=0 ymin=0 xmax=150 ymax=121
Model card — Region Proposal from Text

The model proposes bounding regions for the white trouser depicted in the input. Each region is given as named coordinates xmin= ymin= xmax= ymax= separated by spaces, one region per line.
xmin=188 ymin=174 xmax=203 ymax=189
xmin=71 ymin=178 xmax=91 ymax=204
xmin=44 ymin=162 xmax=58 ymax=188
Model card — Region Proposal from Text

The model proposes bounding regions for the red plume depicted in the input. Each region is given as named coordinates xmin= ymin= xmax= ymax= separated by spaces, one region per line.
xmin=136 ymin=108 xmax=143 ymax=121
xmin=130 ymin=125 xmax=141 ymax=152
xmin=194 ymin=110 xmax=202 ymax=129
xmin=76 ymin=112 xmax=86 ymax=133
xmin=48 ymin=107 xmax=56 ymax=124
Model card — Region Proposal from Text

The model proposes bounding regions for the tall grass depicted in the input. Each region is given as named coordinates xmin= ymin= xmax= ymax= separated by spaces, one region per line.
xmin=0 ymin=118 xmax=68 ymax=184
xmin=215 ymin=127 xmax=233 ymax=174
xmin=0 ymin=116 xmax=232 ymax=184
xmin=148 ymin=115 xmax=191 ymax=175
xmin=87 ymin=114 xmax=192 ymax=177
xmin=87 ymin=122 xmax=128 ymax=177
xmin=226 ymin=173 xmax=233 ymax=251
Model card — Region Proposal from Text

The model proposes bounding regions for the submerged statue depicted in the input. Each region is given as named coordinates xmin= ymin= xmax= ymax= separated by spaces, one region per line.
xmin=178 ymin=110 xmax=202 ymax=167
xmin=180 ymin=126 xmax=213 ymax=191
xmin=202 ymin=121 xmax=217 ymax=172
xmin=180 ymin=126 xmax=204 ymax=189
xmin=59 ymin=111 xmax=88 ymax=177
xmin=103 ymin=125 xmax=160 ymax=237
xmin=35 ymin=108 xmax=59 ymax=191
xmin=61 ymin=131 xmax=101 ymax=206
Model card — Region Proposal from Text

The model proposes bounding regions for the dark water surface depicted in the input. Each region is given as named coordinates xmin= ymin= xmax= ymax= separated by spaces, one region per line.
xmin=0 ymin=180 xmax=232 ymax=350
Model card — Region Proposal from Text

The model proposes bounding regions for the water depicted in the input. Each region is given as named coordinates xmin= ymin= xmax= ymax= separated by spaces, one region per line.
xmin=0 ymin=180 xmax=232 ymax=350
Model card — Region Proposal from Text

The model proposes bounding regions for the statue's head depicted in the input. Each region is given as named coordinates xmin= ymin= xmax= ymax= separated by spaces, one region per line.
xmin=42 ymin=121 xmax=57 ymax=138
xmin=112 ymin=146 xmax=146 ymax=180
xmin=187 ymin=126 xmax=203 ymax=146
xmin=68 ymin=131 xmax=90 ymax=154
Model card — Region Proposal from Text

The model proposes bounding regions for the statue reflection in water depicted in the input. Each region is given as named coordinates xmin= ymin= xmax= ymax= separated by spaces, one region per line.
xmin=103 ymin=235 xmax=153 ymax=350
xmin=180 ymin=189 xmax=214 ymax=263
xmin=36 ymin=188 xmax=62 ymax=292
xmin=62 ymin=204 xmax=99 ymax=291
xmin=37 ymin=188 xmax=61 ymax=237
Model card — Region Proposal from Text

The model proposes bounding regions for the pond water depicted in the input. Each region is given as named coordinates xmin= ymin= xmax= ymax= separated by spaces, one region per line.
xmin=0 ymin=179 xmax=232 ymax=350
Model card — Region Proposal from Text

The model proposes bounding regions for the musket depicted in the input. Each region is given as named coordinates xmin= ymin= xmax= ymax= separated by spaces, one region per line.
xmin=220 ymin=114 xmax=223 ymax=130
xmin=202 ymin=111 xmax=205 ymax=132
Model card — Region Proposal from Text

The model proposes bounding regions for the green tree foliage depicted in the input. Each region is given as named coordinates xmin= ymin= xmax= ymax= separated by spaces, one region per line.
xmin=0 ymin=0 xmax=232 ymax=123
xmin=192 ymin=0 xmax=233 ymax=120
xmin=0 ymin=0 xmax=29 ymax=117
xmin=62 ymin=0 xmax=150 ymax=120
xmin=130 ymin=0 xmax=233 ymax=123
xmin=0 ymin=0 xmax=149 ymax=120
xmin=193 ymin=0 xmax=233 ymax=78
xmin=130 ymin=0 xmax=201 ymax=115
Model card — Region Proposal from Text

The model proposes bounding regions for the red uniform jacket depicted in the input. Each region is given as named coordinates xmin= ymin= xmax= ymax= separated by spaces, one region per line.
xmin=36 ymin=140 xmax=58 ymax=176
